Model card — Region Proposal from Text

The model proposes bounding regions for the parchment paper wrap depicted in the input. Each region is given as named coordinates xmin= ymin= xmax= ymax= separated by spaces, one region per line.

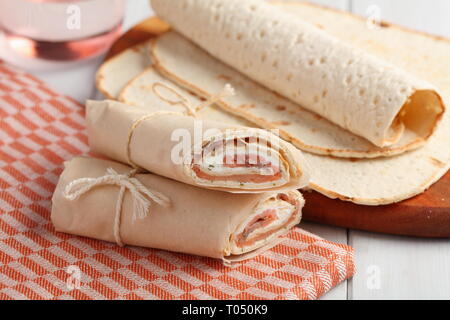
xmin=51 ymin=157 xmax=304 ymax=261
xmin=86 ymin=100 xmax=309 ymax=193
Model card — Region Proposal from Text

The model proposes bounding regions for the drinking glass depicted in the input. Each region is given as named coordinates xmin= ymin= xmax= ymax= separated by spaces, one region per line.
xmin=0 ymin=0 xmax=125 ymax=68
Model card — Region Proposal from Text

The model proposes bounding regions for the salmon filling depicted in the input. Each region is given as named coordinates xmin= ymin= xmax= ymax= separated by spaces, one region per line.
xmin=192 ymin=165 xmax=282 ymax=183
xmin=232 ymin=193 xmax=301 ymax=251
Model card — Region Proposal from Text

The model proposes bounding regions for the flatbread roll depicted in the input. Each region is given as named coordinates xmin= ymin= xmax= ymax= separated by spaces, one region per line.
xmin=151 ymin=32 xmax=423 ymax=158
xmin=51 ymin=157 xmax=304 ymax=261
xmin=150 ymin=0 xmax=445 ymax=151
xmin=86 ymin=100 xmax=309 ymax=193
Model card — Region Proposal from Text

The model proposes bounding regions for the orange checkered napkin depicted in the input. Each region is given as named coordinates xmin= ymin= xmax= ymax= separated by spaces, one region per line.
xmin=0 ymin=61 xmax=355 ymax=300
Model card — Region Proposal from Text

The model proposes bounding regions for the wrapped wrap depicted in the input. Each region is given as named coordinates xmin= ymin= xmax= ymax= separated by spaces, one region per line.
xmin=51 ymin=157 xmax=304 ymax=261
xmin=86 ymin=100 xmax=309 ymax=193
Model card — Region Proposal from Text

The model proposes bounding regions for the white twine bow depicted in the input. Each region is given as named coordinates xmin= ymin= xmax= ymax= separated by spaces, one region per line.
xmin=63 ymin=168 xmax=170 ymax=247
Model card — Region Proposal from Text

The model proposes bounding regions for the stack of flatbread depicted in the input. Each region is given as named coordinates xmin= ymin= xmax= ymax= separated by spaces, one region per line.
xmin=97 ymin=0 xmax=450 ymax=206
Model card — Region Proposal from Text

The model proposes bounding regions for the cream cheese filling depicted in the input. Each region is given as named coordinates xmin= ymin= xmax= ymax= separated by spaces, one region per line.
xmin=191 ymin=135 xmax=290 ymax=188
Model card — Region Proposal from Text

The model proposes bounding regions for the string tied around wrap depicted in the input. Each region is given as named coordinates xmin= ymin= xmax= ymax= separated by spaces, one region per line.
xmin=63 ymin=168 xmax=171 ymax=247
xmin=151 ymin=82 xmax=235 ymax=118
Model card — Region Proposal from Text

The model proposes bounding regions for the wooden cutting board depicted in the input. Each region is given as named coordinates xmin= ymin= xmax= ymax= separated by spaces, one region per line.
xmin=105 ymin=17 xmax=450 ymax=238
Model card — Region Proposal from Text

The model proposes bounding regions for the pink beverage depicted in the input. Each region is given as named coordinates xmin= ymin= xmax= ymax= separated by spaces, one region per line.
xmin=0 ymin=0 xmax=125 ymax=62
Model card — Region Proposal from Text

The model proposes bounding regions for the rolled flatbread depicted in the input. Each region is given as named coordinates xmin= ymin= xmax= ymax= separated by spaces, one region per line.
xmin=150 ymin=0 xmax=445 ymax=151
xmin=51 ymin=157 xmax=304 ymax=261
xmin=152 ymin=32 xmax=422 ymax=159
xmin=86 ymin=100 xmax=309 ymax=193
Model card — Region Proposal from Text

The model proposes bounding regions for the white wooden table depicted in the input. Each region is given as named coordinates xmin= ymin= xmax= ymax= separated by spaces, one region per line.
xmin=26 ymin=0 xmax=450 ymax=300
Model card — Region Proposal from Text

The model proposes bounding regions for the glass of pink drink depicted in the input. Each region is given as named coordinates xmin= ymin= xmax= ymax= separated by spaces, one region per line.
xmin=0 ymin=0 xmax=125 ymax=68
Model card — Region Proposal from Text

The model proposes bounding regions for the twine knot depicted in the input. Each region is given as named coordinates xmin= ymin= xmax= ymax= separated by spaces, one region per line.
xmin=64 ymin=168 xmax=170 ymax=246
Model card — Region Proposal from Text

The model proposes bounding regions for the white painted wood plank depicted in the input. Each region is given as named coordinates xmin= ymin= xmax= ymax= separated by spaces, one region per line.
xmin=352 ymin=0 xmax=450 ymax=37
xmin=124 ymin=0 xmax=153 ymax=31
xmin=321 ymin=281 xmax=347 ymax=300
xmin=30 ymin=58 xmax=103 ymax=102
xmin=301 ymin=222 xmax=348 ymax=245
xmin=349 ymin=231 xmax=450 ymax=299
xmin=300 ymin=222 xmax=348 ymax=300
